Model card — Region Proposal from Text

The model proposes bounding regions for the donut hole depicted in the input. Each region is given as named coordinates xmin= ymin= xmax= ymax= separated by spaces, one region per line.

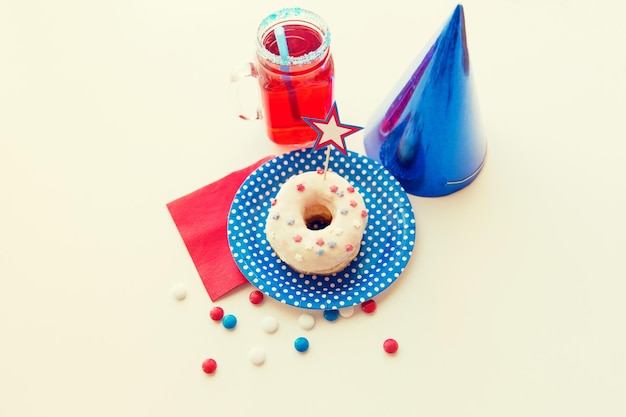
xmin=304 ymin=204 xmax=333 ymax=230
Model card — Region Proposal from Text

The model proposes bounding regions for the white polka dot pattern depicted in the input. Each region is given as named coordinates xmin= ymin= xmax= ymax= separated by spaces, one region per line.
xmin=227 ymin=148 xmax=416 ymax=310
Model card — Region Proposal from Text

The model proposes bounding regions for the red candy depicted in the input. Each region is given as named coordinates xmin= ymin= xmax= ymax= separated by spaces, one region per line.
xmin=330 ymin=185 xmax=339 ymax=193
xmin=361 ymin=210 xmax=368 ymax=218
xmin=316 ymin=168 xmax=324 ymax=175
xmin=347 ymin=186 xmax=355 ymax=193
xmin=383 ymin=338 xmax=399 ymax=354
xmin=349 ymin=200 xmax=357 ymax=207
xmin=210 ymin=306 xmax=224 ymax=321
xmin=361 ymin=299 xmax=377 ymax=313
xmin=316 ymin=238 xmax=325 ymax=246
xmin=249 ymin=290 xmax=264 ymax=305
xmin=293 ymin=234 xmax=302 ymax=242
xmin=345 ymin=244 xmax=354 ymax=252
xmin=202 ymin=358 xmax=217 ymax=374
xmin=296 ymin=183 xmax=305 ymax=191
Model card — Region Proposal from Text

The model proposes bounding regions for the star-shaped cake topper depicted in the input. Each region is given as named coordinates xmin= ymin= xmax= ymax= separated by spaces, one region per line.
xmin=303 ymin=102 xmax=363 ymax=155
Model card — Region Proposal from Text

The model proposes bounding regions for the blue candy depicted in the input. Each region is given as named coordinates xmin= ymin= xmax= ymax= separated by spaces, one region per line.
xmin=294 ymin=337 xmax=309 ymax=352
xmin=323 ymin=309 xmax=339 ymax=322
xmin=222 ymin=314 xmax=237 ymax=329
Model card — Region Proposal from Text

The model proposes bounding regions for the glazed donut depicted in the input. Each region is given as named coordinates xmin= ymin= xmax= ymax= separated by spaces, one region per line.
xmin=265 ymin=169 xmax=368 ymax=275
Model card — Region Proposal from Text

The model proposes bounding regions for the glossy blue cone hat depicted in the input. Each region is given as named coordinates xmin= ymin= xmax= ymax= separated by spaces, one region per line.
xmin=363 ymin=4 xmax=487 ymax=197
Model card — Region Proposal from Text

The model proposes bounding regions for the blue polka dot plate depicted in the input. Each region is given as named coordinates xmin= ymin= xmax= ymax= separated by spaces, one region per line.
xmin=227 ymin=148 xmax=416 ymax=310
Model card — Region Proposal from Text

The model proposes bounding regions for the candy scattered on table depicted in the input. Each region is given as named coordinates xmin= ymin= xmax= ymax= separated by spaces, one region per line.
xmin=171 ymin=283 xmax=187 ymax=301
xmin=200 ymin=296 xmax=397 ymax=374
xmin=222 ymin=314 xmax=237 ymax=329
xmin=361 ymin=299 xmax=377 ymax=314
xmin=323 ymin=309 xmax=339 ymax=322
xmin=298 ymin=313 xmax=316 ymax=330
xmin=249 ymin=347 xmax=266 ymax=365
xmin=339 ymin=306 xmax=354 ymax=318
xmin=294 ymin=337 xmax=309 ymax=352
xmin=261 ymin=316 xmax=279 ymax=333
xmin=210 ymin=306 xmax=224 ymax=321
xmin=202 ymin=358 xmax=217 ymax=374
xmin=383 ymin=338 xmax=399 ymax=354
xmin=249 ymin=290 xmax=264 ymax=305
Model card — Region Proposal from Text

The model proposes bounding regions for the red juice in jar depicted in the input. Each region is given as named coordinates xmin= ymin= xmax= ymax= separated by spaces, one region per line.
xmin=255 ymin=10 xmax=334 ymax=146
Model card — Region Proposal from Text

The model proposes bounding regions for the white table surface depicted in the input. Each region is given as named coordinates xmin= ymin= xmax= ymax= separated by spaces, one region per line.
xmin=2 ymin=1 xmax=625 ymax=416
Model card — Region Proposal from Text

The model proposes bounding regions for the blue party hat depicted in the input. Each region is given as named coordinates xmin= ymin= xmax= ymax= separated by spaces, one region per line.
xmin=363 ymin=4 xmax=487 ymax=197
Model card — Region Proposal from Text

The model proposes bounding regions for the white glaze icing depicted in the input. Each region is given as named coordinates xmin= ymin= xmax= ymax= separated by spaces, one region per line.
xmin=265 ymin=170 xmax=368 ymax=275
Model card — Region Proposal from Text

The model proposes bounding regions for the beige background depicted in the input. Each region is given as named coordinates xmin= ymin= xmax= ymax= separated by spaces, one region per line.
xmin=2 ymin=0 xmax=625 ymax=416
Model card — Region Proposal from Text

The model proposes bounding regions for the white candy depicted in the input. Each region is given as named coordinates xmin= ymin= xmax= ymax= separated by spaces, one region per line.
xmin=171 ymin=283 xmax=187 ymax=301
xmin=298 ymin=313 xmax=316 ymax=330
xmin=249 ymin=347 xmax=266 ymax=366
xmin=339 ymin=306 xmax=355 ymax=318
xmin=261 ymin=316 xmax=279 ymax=333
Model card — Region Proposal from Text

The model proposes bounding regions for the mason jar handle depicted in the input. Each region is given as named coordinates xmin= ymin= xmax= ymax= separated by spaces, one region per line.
xmin=230 ymin=62 xmax=263 ymax=120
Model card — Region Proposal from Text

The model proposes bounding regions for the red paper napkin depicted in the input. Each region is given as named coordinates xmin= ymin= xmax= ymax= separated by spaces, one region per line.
xmin=167 ymin=156 xmax=275 ymax=301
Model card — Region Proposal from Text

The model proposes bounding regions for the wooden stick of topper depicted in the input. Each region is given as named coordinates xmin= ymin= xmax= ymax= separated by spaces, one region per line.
xmin=323 ymin=146 xmax=331 ymax=180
